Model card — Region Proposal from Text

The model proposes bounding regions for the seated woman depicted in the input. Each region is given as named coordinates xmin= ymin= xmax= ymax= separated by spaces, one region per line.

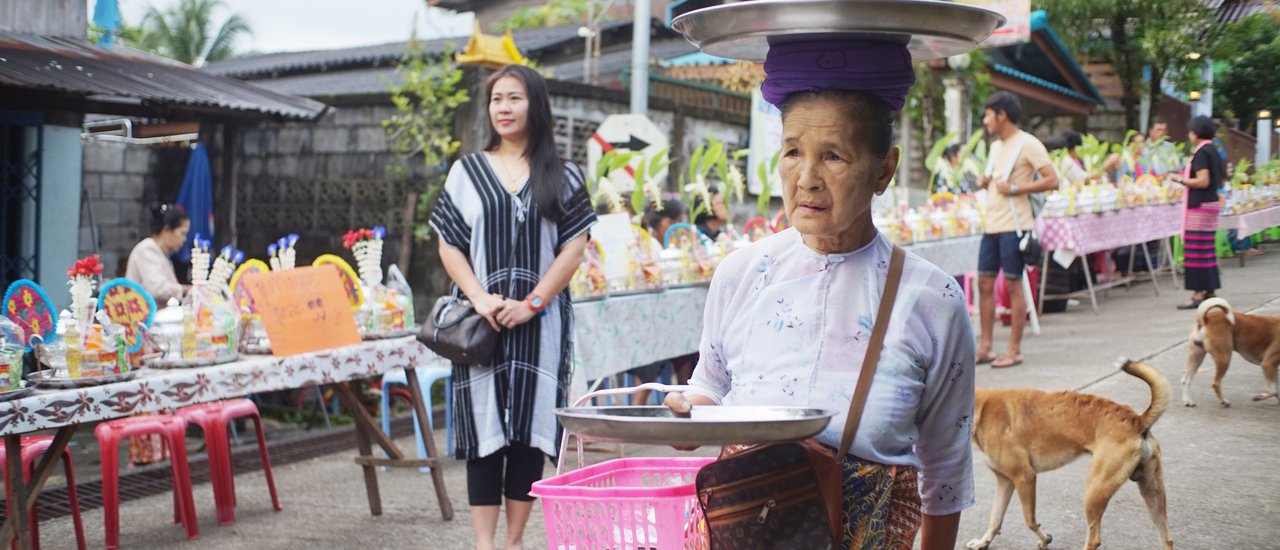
xmin=665 ymin=39 xmax=975 ymax=549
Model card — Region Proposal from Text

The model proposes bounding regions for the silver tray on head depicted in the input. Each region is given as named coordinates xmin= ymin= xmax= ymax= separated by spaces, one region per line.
xmin=671 ymin=0 xmax=1007 ymax=62
xmin=26 ymin=368 xmax=152 ymax=389
xmin=556 ymin=405 xmax=835 ymax=447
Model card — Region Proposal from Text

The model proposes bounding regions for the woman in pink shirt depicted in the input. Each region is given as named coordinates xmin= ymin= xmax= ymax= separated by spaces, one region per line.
xmin=125 ymin=203 xmax=189 ymax=305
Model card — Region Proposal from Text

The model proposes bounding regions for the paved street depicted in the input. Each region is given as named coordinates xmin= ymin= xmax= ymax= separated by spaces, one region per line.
xmin=29 ymin=247 xmax=1280 ymax=549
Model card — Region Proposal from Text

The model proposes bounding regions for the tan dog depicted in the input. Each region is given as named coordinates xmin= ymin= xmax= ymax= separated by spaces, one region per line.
xmin=1182 ymin=297 xmax=1280 ymax=407
xmin=967 ymin=360 xmax=1173 ymax=550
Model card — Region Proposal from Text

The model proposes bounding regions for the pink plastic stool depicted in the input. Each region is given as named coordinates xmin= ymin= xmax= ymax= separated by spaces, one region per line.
xmin=176 ymin=399 xmax=281 ymax=526
xmin=0 ymin=436 xmax=87 ymax=550
xmin=94 ymin=415 xmax=198 ymax=549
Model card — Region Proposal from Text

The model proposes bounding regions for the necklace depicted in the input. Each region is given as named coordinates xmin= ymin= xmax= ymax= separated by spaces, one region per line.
xmin=493 ymin=151 xmax=529 ymax=194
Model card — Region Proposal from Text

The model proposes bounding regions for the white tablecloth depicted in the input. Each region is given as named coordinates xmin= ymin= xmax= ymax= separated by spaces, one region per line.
xmin=902 ymin=235 xmax=981 ymax=276
xmin=571 ymin=287 xmax=708 ymax=382
xmin=0 ymin=338 xmax=427 ymax=436
xmin=1220 ymin=205 xmax=1280 ymax=238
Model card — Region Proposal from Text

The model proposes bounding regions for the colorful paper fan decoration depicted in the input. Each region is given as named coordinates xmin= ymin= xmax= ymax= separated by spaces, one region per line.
xmin=97 ymin=279 xmax=157 ymax=353
xmin=663 ymin=223 xmax=710 ymax=249
xmin=313 ymin=254 xmax=364 ymax=311
xmin=771 ymin=210 xmax=791 ymax=233
xmin=230 ymin=259 xmax=271 ymax=318
xmin=743 ymin=216 xmax=770 ymax=241
xmin=3 ymin=280 xmax=57 ymax=350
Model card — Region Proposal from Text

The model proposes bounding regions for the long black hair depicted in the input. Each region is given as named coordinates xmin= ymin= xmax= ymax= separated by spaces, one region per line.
xmin=484 ymin=65 xmax=568 ymax=223
xmin=149 ymin=202 xmax=188 ymax=235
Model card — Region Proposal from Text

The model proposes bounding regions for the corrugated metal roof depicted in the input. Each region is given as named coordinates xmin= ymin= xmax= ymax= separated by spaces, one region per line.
xmin=990 ymin=63 xmax=1103 ymax=106
xmin=1204 ymin=0 xmax=1273 ymax=24
xmin=206 ymin=21 xmax=641 ymax=80
xmin=0 ymin=33 xmax=329 ymax=121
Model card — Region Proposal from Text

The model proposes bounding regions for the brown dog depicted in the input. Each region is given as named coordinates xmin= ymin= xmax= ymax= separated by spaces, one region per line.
xmin=1182 ymin=297 xmax=1280 ymax=407
xmin=967 ymin=360 xmax=1173 ymax=550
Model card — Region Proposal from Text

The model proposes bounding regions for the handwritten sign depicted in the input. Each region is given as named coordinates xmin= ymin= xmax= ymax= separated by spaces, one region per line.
xmin=230 ymin=259 xmax=270 ymax=318
xmin=590 ymin=213 xmax=638 ymax=283
xmin=3 ymin=279 xmax=57 ymax=350
xmin=312 ymin=254 xmax=364 ymax=310
xmin=97 ymin=279 xmax=157 ymax=353
xmin=242 ymin=265 xmax=360 ymax=356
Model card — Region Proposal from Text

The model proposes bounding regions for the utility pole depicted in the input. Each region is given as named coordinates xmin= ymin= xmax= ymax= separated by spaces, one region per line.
xmin=630 ymin=0 xmax=650 ymax=114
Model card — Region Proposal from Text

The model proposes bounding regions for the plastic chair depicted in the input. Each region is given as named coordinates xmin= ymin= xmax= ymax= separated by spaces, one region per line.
xmin=94 ymin=415 xmax=198 ymax=549
xmin=379 ymin=365 xmax=452 ymax=469
xmin=175 ymin=399 xmax=282 ymax=526
xmin=0 ymin=436 xmax=87 ymax=550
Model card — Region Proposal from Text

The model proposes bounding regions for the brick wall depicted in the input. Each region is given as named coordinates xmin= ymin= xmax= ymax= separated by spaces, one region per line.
xmin=79 ymin=141 xmax=187 ymax=278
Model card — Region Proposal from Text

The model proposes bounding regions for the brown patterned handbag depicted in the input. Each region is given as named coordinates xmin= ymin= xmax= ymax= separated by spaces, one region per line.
xmin=694 ymin=245 xmax=906 ymax=549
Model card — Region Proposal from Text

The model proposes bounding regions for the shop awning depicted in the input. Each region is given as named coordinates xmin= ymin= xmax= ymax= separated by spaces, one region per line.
xmin=0 ymin=33 xmax=329 ymax=121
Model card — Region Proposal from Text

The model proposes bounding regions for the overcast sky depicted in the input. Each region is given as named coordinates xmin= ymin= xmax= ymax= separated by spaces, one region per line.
xmin=90 ymin=0 xmax=475 ymax=54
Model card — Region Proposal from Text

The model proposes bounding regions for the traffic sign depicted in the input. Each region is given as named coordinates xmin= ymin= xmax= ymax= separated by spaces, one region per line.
xmin=586 ymin=114 xmax=670 ymax=191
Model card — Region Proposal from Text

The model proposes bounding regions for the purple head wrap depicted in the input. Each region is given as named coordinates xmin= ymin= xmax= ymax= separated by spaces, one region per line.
xmin=761 ymin=39 xmax=916 ymax=111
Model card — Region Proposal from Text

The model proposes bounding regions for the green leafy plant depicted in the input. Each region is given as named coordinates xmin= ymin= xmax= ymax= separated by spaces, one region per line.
xmin=381 ymin=38 xmax=470 ymax=243
xmin=1229 ymin=158 xmax=1252 ymax=188
xmin=755 ymin=150 xmax=782 ymax=217
xmin=631 ymin=148 xmax=672 ymax=219
xmin=925 ymin=131 xmax=960 ymax=195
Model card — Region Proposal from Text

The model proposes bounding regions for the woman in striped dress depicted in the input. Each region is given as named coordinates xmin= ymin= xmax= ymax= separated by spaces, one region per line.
xmin=428 ymin=64 xmax=596 ymax=550
xmin=1171 ymin=116 xmax=1224 ymax=310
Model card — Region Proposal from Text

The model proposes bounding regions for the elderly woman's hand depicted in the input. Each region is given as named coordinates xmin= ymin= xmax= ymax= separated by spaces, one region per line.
xmin=663 ymin=391 xmax=713 ymax=451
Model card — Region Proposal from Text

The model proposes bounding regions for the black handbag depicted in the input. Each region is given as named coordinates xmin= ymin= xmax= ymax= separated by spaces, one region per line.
xmin=1019 ymin=231 xmax=1043 ymax=267
xmin=420 ymin=295 xmax=500 ymax=365
xmin=418 ymin=194 xmax=525 ymax=366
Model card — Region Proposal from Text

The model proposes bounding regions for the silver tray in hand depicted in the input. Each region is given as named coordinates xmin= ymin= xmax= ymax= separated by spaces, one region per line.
xmin=26 ymin=368 xmax=153 ymax=389
xmin=556 ymin=405 xmax=835 ymax=447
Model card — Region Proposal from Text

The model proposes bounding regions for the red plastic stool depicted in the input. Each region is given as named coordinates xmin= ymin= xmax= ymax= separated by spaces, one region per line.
xmin=176 ymin=399 xmax=281 ymax=526
xmin=94 ymin=415 xmax=198 ymax=549
xmin=0 ymin=436 xmax=87 ymax=550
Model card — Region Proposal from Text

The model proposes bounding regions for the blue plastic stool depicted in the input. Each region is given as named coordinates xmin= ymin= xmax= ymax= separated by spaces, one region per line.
xmin=379 ymin=365 xmax=452 ymax=471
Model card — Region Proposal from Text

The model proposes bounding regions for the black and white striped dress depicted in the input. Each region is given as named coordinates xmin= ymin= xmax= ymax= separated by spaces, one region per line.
xmin=429 ymin=153 xmax=596 ymax=460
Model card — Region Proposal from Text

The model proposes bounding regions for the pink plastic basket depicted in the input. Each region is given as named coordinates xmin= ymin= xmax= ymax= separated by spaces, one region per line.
xmin=530 ymin=456 xmax=714 ymax=550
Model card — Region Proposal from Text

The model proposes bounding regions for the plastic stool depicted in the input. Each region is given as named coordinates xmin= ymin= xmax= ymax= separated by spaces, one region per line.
xmin=94 ymin=415 xmax=198 ymax=549
xmin=379 ymin=365 xmax=452 ymax=468
xmin=176 ymin=399 xmax=282 ymax=526
xmin=0 ymin=436 xmax=87 ymax=550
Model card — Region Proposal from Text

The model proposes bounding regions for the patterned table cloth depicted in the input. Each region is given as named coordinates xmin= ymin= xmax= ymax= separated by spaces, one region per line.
xmin=572 ymin=287 xmax=708 ymax=382
xmin=902 ymin=235 xmax=981 ymax=276
xmin=1220 ymin=204 xmax=1280 ymax=238
xmin=1035 ymin=204 xmax=1183 ymax=256
xmin=0 ymin=337 xmax=427 ymax=436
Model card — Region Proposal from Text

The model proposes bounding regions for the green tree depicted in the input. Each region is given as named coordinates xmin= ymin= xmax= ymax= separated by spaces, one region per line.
xmin=1035 ymin=0 xmax=1219 ymax=130
xmin=139 ymin=0 xmax=251 ymax=65
xmin=1212 ymin=11 xmax=1280 ymax=128
xmin=381 ymin=38 xmax=470 ymax=244
xmin=495 ymin=0 xmax=608 ymax=32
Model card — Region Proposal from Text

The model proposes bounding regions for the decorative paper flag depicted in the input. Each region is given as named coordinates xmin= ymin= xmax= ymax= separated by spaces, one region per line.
xmin=313 ymin=255 xmax=364 ymax=311
xmin=3 ymin=280 xmax=57 ymax=350
xmin=97 ymin=279 xmax=157 ymax=353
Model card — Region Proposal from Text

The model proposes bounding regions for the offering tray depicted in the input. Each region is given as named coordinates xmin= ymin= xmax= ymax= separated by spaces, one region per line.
xmin=242 ymin=343 xmax=272 ymax=355
xmin=0 ymin=382 xmax=34 ymax=402
xmin=362 ymin=327 xmax=417 ymax=341
xmin=666 ymin=281 xmax=712 ymax=290
xmin=27 ymin=368 xmax=152 ymax=390
xmin=670 ymin=0 xmax=1006 ymax=62
xmin=607 ymin=287 xmax=666 ymax=298
xmin=556 ymin=383 xmax=834 ymax=449
xmin=146 ymin=350 xmax=239 ymax=369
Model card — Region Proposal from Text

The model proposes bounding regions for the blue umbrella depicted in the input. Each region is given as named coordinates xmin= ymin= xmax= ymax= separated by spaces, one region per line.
xmin=175 ymin=144 xmax=214 ymax=263
xmin=93 ymin=0 xmax=121 ymax=47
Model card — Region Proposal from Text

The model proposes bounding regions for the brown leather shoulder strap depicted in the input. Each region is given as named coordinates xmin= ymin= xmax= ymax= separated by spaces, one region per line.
xmin=837 ymin=244 xmax=906 ymax=461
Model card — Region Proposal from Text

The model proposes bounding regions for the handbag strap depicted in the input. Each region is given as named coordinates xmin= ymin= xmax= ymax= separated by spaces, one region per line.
xmin=836 ymin=244 xmax=906 ymax=462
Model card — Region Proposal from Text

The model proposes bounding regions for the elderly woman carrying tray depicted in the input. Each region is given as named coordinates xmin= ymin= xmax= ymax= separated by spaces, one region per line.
xmin=659 ymin=1 xmax=1002 ymax=548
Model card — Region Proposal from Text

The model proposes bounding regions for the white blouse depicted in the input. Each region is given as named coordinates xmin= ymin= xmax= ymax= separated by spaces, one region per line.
xmin=687 ymin=229 xmax=976 ymax=516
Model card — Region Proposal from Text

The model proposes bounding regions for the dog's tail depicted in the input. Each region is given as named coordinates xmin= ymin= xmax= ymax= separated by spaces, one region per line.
xmin=1118 ymin=358 xmax=1171 ymax=433
xmin=1196 ymin=297 xmax=1235 ymax=327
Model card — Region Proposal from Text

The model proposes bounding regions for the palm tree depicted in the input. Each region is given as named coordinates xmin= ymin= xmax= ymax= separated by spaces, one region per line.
xmin=139 ymin=0 xmax=251 ymax=66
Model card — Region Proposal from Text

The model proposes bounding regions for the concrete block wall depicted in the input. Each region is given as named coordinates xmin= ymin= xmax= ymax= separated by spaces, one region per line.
xmin=80 ymin=140 xmax=187 ymax=278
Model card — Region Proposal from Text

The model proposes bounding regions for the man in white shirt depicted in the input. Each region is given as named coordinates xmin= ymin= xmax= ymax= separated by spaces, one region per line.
xmin=974 ymin=92 xmax=1058 ymax=368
